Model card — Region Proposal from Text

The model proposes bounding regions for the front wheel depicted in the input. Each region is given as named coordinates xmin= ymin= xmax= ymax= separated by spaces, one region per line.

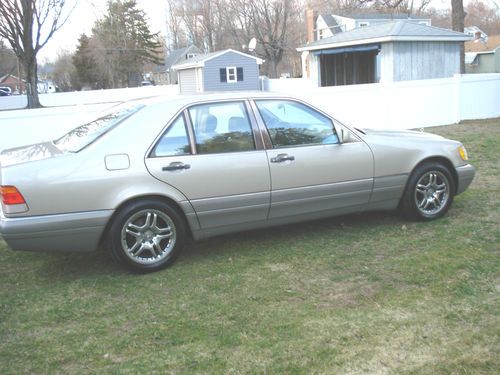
xmin=109 ymin=200 xmax=185 ymax=272
xmin=401 ymin=162 xmax=455 ymax=221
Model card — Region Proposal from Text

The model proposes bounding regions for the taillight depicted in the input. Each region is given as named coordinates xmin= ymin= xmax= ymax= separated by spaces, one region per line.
xmin=0 ymin=185 xmax=26 ymax=205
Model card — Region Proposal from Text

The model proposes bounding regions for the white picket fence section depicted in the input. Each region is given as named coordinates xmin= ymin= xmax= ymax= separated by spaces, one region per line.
xmin=261 ymin=73 xmax=500 ymax=130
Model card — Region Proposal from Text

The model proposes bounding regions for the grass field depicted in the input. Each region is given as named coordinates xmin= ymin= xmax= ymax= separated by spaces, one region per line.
xmin=0 ymin=119 xmax=498 ymax=374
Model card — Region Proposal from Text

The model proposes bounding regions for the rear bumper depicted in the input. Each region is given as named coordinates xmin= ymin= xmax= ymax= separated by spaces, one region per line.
xmin=455 ymin=164 xmax=476 ymax=195
xmin=0 ymin=210 xmax=113 ymax=252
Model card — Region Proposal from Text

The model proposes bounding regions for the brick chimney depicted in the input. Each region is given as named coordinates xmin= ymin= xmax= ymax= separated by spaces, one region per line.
xmin=306 ymin=9 xmax=318 ymax=43
xmin=474 ymin=31 xmax=481 ymax=40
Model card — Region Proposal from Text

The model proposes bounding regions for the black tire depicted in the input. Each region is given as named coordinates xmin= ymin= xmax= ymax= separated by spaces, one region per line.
xmin=108 ymin=199 xmax=185 ymax=273
xmin=401 ymin=162 xmax=455 ymax=221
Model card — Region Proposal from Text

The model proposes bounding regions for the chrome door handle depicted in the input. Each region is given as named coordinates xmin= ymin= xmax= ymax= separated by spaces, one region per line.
xmin=271 ymin=154 xmax=295 ymax=163
xmin=162 ymin=162 xmax=191 ymax=171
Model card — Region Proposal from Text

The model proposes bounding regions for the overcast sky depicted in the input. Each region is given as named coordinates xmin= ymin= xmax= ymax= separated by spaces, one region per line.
xmin=39 ymin=0 xmax=459 ymax=62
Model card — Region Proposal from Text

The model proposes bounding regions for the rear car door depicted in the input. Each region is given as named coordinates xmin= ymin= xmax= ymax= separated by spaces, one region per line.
xmin=252 ymin=99 xmax=374 ymax=219
xmin=145 ymin=100 xmax=270 ymax=230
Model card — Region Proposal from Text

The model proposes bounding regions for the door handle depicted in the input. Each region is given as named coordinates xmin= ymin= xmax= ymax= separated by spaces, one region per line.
xmin=271 ymin=154 xmax=295 ymax=163
xmin=162 ymin=162 xmax=191 ymax=171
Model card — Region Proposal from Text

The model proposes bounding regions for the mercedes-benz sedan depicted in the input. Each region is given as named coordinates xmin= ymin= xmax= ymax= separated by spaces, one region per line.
xmin=0 ymin=93 xmax=475 ymax=272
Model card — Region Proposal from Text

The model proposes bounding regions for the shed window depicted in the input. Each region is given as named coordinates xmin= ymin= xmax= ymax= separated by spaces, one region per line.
xmin=227 ymin=67 xmax=237 ymax=83
xmin=359 ymin=22 xmax=370 ymax=27
xmin=220 ymin=67 xmax=244 ymax=83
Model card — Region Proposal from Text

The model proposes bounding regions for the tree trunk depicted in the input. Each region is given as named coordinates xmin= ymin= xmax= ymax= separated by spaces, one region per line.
xmin=24 ymin=55 xmax=42 ymax=108
xmin=451 ymin=0 xmax=465 ymax=73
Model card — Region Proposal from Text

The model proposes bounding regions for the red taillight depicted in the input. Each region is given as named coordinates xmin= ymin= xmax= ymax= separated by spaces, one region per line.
xmin=0 ymin=185 xmax=26 ymax=205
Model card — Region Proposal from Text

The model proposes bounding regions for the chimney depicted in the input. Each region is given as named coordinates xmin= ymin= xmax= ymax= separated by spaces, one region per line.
xmin=474 ymin=31 xmax=481 ymax=40
xmin=306 ymin=9 xmax=318 ymax=43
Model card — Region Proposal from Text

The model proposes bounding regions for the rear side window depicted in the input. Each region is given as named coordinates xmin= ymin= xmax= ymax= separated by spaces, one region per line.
xmin=151 ymin=115 xmax=191 ymax=157
xmin=54 ymin=102 xmax=144 ymax=153
xmin=255 ymin=100 xmax=339 ymax=148
xmin=188 ymin=102 xmax=255 ymax=154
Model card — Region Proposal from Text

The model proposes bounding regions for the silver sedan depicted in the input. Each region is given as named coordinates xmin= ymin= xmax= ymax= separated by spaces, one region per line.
xmin=0 ymin=93 xmax=475 ymax=272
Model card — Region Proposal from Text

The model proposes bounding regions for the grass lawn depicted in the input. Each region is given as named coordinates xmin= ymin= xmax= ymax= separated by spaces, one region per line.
xmin=0 ymin=119 xmax=498 ymax=374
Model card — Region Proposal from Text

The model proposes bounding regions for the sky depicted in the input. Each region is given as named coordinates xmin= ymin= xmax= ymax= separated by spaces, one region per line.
xmin=39 ymin=0 xmax=462 ymax=63
xmin=39 ymin=0 xmax=168 ymax=62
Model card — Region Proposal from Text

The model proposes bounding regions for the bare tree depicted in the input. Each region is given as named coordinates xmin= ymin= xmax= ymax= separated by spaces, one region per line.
xmin=0 ymin=40 xmax=18 ymax=78
xmin=250 ymin=0 xmax=297 ymax=78
xmin=0 ymin=0 xmax=73 ymax=108
xmin=451 ymin=0 xmax=465 ymax=73
xmin=165 ymin=0 xmax=186 ymax=50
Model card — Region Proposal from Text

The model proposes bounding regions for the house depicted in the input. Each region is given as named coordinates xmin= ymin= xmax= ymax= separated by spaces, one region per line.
xmin=172 ymin=49 xmax=263 ymax=94
xmin=298 ymin=21 xmax=471 ymax=87
xmin=0 ymin=74 xmax=26 ymax=94
xmin=465 ymin=35 xmax=500 ymax=74
xmin=309 ymin=10 xmax=432 ymax=41
xmin=464 ymin=26 xmax=487 ymax=42
xmin=147 ymin=46 xmax=201 ymax=85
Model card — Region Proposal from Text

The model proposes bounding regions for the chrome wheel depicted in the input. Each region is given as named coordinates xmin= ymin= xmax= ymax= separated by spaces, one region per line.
xmin=120 ymin=209 xmax=176 ymax=265
xmin=414 ymin=171 xmax=450 ymax=216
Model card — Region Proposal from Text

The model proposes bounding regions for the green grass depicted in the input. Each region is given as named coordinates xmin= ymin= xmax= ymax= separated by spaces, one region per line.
xmin=1 ymin=119 xmax=499 ymax=374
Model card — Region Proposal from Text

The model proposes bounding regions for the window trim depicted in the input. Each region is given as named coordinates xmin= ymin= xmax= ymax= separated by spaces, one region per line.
xmin=251 ymin=98 xmax=356 ymax=150
xmin=226 ymin=66 xmax=237 ymax=83
xmin=186 ymin=100 xmax=258 ymax=155
xmin=148 ymin=112 xmax=192 ymax=158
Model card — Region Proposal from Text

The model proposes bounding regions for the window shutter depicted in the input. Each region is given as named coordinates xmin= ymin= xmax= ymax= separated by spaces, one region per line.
xmin=237 ymin=67 xmax=244 ymax=82
xmin=220 ymin=68 xmax=227 ymax=83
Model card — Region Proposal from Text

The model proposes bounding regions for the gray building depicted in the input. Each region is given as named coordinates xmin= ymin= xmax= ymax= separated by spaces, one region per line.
xmin=298 ymin=21 xmax=471 ymax=87
xmin=315 ymin=12 xmax=431 ymax=40
xmin=172 ymin=49 xmax=263 ymax=94
xmin=465 ymin=35 xmax=500 ymax=74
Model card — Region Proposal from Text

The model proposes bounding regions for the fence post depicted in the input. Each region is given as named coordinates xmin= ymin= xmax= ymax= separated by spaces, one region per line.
xmin=453 ymin=74 xmax=462 ymax=124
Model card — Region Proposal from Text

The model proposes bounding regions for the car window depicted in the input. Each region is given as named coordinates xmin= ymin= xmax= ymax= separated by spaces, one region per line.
xmin=188 ymin=102 xmax=255 ymax=154
xmin=151 ymin=115 xmax=191 ymax=157
xmin=54 ymin=102 xmax=144 ymax=153
xmin=255 ymin=100 xmax=339 ymax=148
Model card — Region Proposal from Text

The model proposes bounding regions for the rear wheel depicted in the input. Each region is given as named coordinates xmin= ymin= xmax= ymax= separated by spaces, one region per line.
xmin=109 ymin=200 xmax=185 ymax=272
xmin=401 ymin=162 xmax=455 ymax=221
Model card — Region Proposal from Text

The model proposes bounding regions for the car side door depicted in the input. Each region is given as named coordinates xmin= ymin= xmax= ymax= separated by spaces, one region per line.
xmin=252 ymin=99 xmax=374 ymax=220
xmin=145 ymin=100 xmax=271 ymax=231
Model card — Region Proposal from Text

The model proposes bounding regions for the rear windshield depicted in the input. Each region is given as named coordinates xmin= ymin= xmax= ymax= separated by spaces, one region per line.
xmin=54 ymin=102 xmax=144 ymax=153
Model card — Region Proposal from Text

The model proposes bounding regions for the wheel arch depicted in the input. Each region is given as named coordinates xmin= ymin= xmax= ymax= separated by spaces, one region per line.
xmin=98 ymin=194 xmax=195 ymax=250
xmin=413 ymin=156 xmax=458 ymax=192
xmin=399 ymin=156 xmax=458 ymax=208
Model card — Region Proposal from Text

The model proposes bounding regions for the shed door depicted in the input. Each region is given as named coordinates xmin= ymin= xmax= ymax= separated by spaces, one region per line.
xmin=178 ymin=69 xmax=197 ymax=94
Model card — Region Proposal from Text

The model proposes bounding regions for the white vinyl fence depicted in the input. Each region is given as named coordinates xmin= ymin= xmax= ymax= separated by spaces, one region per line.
xmin=261 ymin=73 xmax=500 ymax=130
xmin=0 ymin=85 xmax=179 ymax=152
xmin=0 ymin=75 xmax=499 ymax=152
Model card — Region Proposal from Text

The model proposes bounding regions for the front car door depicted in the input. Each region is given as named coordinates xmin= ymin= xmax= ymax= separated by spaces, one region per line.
xmin=251 ymin=99 xmax=374 ymax=220
xmin=145 ymin=100 xmax=270 ymax=233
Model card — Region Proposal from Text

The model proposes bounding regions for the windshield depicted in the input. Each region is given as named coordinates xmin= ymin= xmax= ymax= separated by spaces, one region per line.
xmin=54 ymin=102 xmax=144 ymax=152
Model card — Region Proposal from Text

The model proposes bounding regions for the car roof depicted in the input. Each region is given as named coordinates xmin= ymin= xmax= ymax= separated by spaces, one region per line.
xmin=133 ymin=91 xmax=296 ymax=108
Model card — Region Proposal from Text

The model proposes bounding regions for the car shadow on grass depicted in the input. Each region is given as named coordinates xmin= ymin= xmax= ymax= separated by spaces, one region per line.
xmin=30 ymin=210 xmax=406 ymax=280
xmin=179 ymin=210 xmax=405 ymax=263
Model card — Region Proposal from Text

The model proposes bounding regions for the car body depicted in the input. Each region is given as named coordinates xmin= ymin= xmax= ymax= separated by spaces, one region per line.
xmin=0 ymin=92 xmax=475 ymax=272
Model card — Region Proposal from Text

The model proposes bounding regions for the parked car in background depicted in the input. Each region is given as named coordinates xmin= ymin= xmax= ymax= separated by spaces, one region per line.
xmin=0 ymin=87 xmax=11 ymax=96
xmin=0 ymin=93 xmax=475 ymax=272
